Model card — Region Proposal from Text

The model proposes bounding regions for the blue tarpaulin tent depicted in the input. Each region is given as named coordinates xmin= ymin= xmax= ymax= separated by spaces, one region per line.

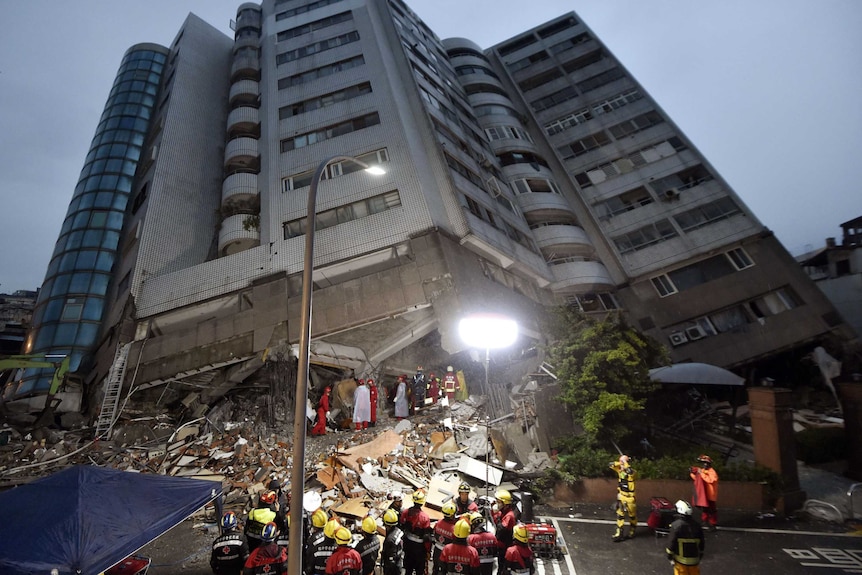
xmin=0 ymin=465 xmax=221 ymax=575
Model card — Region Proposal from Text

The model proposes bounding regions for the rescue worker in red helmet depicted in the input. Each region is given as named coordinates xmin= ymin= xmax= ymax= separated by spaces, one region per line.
xmin=325 ymin=527 xmax=363 ymax=575
xmin=356 ymin=516 xmax=381 ymax=575
xmin=242 ymin=522 xmax=287 ymax=574
xmin=455 ymin=482 xmax=478 ymax=516
xmin=381 ymin=508 xmax=405 ymax=575
xmin=610 ymin=454 xmax=637 ymax=542
xmin=492 ymin=489 xmax=518 ymax=563
xmin=432 ymin=501 xmax=458 ymax=575
xmin=442 ymin=367 xmax=459 ymax=403
xmin=245 ymin=490 xmax=278 ymax=552
xmin=211 ymin=511 xmax=249 ymax=575
xmin=690 ymin=455 xmax=719 ymax=530
xmin=312 ymin=386 xmax=332 ymax=436
xmin=665 ymin=500 xmax=705 ymax=575
xmin=467 ymin=512 xmax=498 ymax=575
xmin=502 ymin=525 xmax=534 ymax=575
xmin=439 ymin=518 xmax=480 ymax=575
xmin=400 ymin=489 xmax=432 ymax=575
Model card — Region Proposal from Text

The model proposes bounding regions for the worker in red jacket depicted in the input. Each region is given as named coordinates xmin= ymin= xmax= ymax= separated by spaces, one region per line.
xmin=243 ymin=522 xmax=287 ymax=574
xmin=432 ymin=501 xmax=458 ymax=575
xmin=311 ymin=386 xmax=331 ymax=436
xmin=400 ymin=490 xmax=432 ymax=575
xmin=467 ymin=512 xmax=498 ymax=575
xmin=368 ymin=379 xmax=379 ymax=427
xmin=439 ymin=519 xmax=480 ymax=575
xmin=492 ymin=490 xmax=518 ymax=563
xmin=325 ymin=527 xmax=362 ymax=575
xmin=502 ymin=525 xmax=534 ymax=575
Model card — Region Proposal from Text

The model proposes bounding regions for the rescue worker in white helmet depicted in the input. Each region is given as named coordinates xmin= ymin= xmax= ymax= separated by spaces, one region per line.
xmin=355 ymin=516 xmax=381 ymax=575
xmin=439 ymin=518 xmax=480 ymax=575
xmin=432 ymin=501 xmax=458 ymax=575
xmin=210 ymin=511 xmax=250 ymax=575
xmin=467 ymin=512 xmax=498 ymax=575
xmin=381 ymin=509 xmax=405 ymax=575
xmin=665 ymin=500 xmax=705 ymax=575
xmin=400 ymin=489 xmax=432 ymax=575
xmin=502 ymin=525 xmax=534 ymax=575
xmin=325 ymin=526 xmax=362 ymax=575
xmin=609 ymin=454 xmax=637 ymax=542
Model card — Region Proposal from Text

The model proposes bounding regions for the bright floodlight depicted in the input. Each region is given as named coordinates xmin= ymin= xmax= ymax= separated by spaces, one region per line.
xmin=458 ymin=314 xmax=518 ymax=349
xmin=364 ymin=165 xmax=386 ymax=175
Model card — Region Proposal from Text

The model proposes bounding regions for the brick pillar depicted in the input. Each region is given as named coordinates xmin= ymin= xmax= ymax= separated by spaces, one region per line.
xmin=747 ymin=387 xmax=806 ymax=512
xmin=837 ymin=382 xmax=862 ymax=480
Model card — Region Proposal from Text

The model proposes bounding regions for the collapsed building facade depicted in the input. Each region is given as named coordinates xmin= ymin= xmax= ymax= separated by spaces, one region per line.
xmin=4 ymin=0 xmax=853 ymax=432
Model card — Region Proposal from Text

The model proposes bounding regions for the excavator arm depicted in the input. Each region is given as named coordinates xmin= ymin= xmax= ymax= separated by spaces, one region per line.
xmin=0 ymin=354 xmax=71 ymax=399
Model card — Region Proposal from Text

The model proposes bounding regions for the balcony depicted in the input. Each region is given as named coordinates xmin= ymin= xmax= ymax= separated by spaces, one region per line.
xmin=219 ymin=213 xmax=260 ymax=256
xmin=229 ymin=79 xmax=259 ymax=106
xmin=532 ymin=223 xmax=594 ymax=257
xmin=549 ymin=260 xmax=614 ymax=292
xmin=227 ymin=106 xmax=260 ymax=136
xmin=222 ymin=172 xmax=259 ymax=206
xmin=516 ymin=192 xmax=576 ymax=220
xmin=233 ymin=35 xmax=259 ymax=53
xmin=231 ymin=55 xmax=260 ymax=82
xmin=224 ymin=137 xmax=259 ymax=169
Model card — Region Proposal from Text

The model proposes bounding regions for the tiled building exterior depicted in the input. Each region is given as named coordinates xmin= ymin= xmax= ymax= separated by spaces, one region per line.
xmin=10 ymin=0 xmax=851 ymax=414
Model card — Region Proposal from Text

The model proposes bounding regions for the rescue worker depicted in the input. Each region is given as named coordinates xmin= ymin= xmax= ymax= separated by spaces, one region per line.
xmin=442 ymin=367 xmax=458 ymax=403
xmin=304 ymin=508 xmax=329 ymax=574
xmin=242 ymin=522 xmax=287 ymax=574
xmin=381 ymin=508 xmax=405 ymax=575
xmin=326 ymin=526 xmax=363 ymax=575
xmin=432 ymin=501 xmax=458 ymax=575
xmin=356 ymin=515 xmax=381 ymax=575
xmin=690 ymin=455 xmax=719 ymax=530
xmin=439 ymin=518 xmax=480 ymax=575
xmin=308 ymin=518 xmax=341 ymax=575
xmin=275 ymin=516 xmax=291 ymax=551
xmin=389 ymin=490 xmax=404 ymax=515
xmin=211 ymin=511 xmax=249 ymax=575
xmin=412 ymin=367 xmax=426 ymax=412
xmin=665 ymin=500 xmax=705 ymax=575
xmin=610 ymin=454 xmax=637 ymax=542
xmin=502 ymin=525 xmax=534 ymax=575
xmin=368 ymin=379 xmax=379 ymax=427
xmin=467 ymin=512 xmax=498 ymax=575
xmin=400 ymin=489 xmax=432 ymax=575
xmin=354 ymin=378 xmax=371 ymax=430
xmin=492 ymin=489 xmax=518 ymax=562
xmin=454 ymin=483 xmax=478 ymax=516
xmin=245 ymin=490 xmax=278 ymax=551
xmin=266 ymin=479 xmax=289 ymax=531
xmin=312 ymin=386 xmax=332 ymax=436
xmin=427 ymin=372 xmax=439 ymax=405
xmin=394 ymin=375 xmax=409 ymax=420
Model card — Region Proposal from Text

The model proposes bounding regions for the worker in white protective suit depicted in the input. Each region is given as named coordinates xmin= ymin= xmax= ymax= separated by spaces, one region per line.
xmin=353 ymin=378 xmax=372 ymax=430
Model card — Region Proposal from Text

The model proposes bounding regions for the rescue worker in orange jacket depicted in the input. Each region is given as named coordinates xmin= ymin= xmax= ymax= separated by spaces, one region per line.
xmin=610 ymin=454 xmax=637 ymax=542
xmin=400 ymin=489 xmax=432 ymax=575
xmin=690 ymin=455 xmax=719 ymax=529
xmin=502 ymin=525 xmax=534 ymax=575
xmin=442 ymin=367 xmax=459 ymax=403
xmin=432 ymin=501 xmax=458 ymax=575
xmin=439 ymin=519 xmax=480 ymax=575
xmin=427 ymin=372 xmax=439 ymax=404
xmin=326 ymin=527 xmax=363 ymax=575
xmin=467 ymin=512 xmax=498 ymax=575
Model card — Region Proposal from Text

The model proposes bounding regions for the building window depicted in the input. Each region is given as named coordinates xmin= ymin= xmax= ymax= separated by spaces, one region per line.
xmin=456 ymin=65 xmax=500 ymax=80
xmin=280 ymin=112 xmax=380 ymax=152
xmin=485 ymin=125 xmax=532 ymax=142
xmin=283 ymin=190 xmax=401 ymax=239
xmin=498 ymin=34 xmax=538 ymax=57
xmin=608 ymin=111 xmax=663 ymax=139
xmin=547 ymin=32 xmax=590 ymax=55
xmin=512 ymin=178 xmax=560 ymax=194
xmin=650 ymin=248 xmax=756 ymax=296
xmin=674 ymin=197 xmax=741 ymax=232
xmin=282 ymin=148 xmax=389 ymax=192
xmin=577 ymin=139 xmax=686 ymax=188
xmin=613 ymin=219 xmax=678 ymax=254
xmin=566 ymin=292 xmax=619 ymax=312
xmin=597 ymin=186 xmax=653 ymax=218
xmin=276 ymin=11 xmax=353 ymax=42
xmin=276 ymin=0 xmax=345 ymax=21
xmin=518 ymin=68 xmax=563 ymax=92
xmin=726 ymin=247 xmax=754 ymax=270
xmin=544 ymin=107 xmax=593 ymax=136
xmin=651 ymin=275 xmax=677 ymax=297
xmin=576 ymin=67 xmax=625 ymax=93
xmin=474 ymin=104 xmax=520 ymax=118
xmin=276 ymin=31 xmax=360 ymax=65
xmin=557 ymin=131 xmax=610 ymax=160
xmin=278 ymin=55 xmax=365 ymax=90
xmin=561 ymin=49 xmax=604 ymax=74
xmin=592 ymin=89 xmax=643 ymax=116
xmin=650 ymin=165 xmax=714 ymax=198
xmin=530 ymin=86 xmax=578 ymax=112
xmin=61 ymin=298 xmax=84 ymax=321
xmin=279 ymin=82 xmax=372 ymax=120
xmin=508 ymin=50 xmax=550 ymax=72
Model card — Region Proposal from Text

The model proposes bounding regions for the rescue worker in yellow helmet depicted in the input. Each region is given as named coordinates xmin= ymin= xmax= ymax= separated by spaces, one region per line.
xmin=610 ymin=454 xmax=637 ymax=542
xmin=665 ymin=500 xmax=705 ymax=575
xmin=502 ymin=525 xmax=534 ymax=575
xmin=325 ymin=527 xmax=362 ymax=575
xmin=439 ymin=519 xmax=480 ymax=575
xmin=466 ymin=512 xmax=498 ymax=575
xmin=381 ymin=509 xmax=405 ymax=575
xmin=308 ymin=518 xmax=341 ymax=575
xmin=355 ymin=516 xmax=381 ymax=575
xmin=432 ymin=501 xmax=458 ymax=575
xmin=304 ymin=509 xmax=329 ymax=573
xmin=400 ymin=490 xmax=431 ymax=575
xmin=492 ymin=489 xmax=518 ymax=562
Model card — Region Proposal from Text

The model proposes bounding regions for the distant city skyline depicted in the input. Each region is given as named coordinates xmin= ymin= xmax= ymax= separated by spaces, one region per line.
xmin=1 ymin=0 xmax=860 ymax=293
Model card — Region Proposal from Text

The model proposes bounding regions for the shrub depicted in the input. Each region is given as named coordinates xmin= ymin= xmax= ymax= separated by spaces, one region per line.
xmin=795 ymin=427 xmax=847 ymax=464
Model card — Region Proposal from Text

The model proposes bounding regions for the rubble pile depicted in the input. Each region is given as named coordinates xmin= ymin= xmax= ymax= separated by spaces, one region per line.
xmin=0 ymin=394 xmax=558 ymax=524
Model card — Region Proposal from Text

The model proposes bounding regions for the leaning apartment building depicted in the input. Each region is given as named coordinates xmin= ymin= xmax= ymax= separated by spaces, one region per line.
xmin=6 ymin=0 xmax=854 ymax=424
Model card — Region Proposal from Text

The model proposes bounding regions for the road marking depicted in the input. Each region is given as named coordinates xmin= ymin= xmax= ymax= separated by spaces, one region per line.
xmin=551 ymin=518 xmax=577 ymax=575
xmin=546 ymin=515 xmax=861 ymax=538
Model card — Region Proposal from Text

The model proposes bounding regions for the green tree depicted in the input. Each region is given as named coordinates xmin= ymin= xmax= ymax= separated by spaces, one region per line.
xmin=547 ymin=307 xmax=668 ymax=448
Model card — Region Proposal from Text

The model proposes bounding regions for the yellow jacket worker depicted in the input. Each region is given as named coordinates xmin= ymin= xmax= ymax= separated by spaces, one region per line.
xmin=610 ymin=455 xmax=637 ymax=542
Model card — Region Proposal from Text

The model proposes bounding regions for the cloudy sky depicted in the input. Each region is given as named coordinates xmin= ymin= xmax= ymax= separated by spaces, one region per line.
xmin=1 ymin=1 xmax=860 ymax=294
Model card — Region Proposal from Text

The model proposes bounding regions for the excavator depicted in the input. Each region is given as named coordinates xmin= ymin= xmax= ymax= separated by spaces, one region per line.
xmin=0 ymin=353 xmax=71 ymax=437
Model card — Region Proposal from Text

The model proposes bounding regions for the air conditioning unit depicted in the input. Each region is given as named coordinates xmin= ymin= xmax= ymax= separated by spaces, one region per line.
xmin=685 ymin=325 xmax=708 ymax=340
xmin=663 ymin=189 xmax=680 ymax=201
xmin=668 ymin=331 xmax=688 ymax=346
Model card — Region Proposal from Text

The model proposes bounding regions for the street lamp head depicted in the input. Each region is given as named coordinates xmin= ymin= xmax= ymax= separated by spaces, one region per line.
xmin=364 ymin=165 xmax=386 ymax=175
xmin=458 ymin=314 xmax=519 ymax=350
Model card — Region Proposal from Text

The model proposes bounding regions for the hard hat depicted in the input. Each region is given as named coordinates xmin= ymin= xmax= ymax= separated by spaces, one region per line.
xmin=259 ymin=490 xmax=277 ymax=505
xmin=428 ymin=372 xmax=435 ymax=378
xmin=469 ymin=512 xmax=485 ymax=527
xmin=495 ymin=489 xmax=512 ymax=505
xmin=442 ymin=501 xmax=457 ymax=518
xmin=513 ymin=524 xmax=529 ymax=543
xmin=417 ymin=366 xmax=423 ymax=371
xmin=447 ymin=366 xmax=454 ymax=372
xmin=697 ymin=454 xmax=713 ymax=465
xmin=335 ymin=526 xmax=353 ymax=545
xmin=261 ymin=522 xmax=279 ymax=542
xmin=412 ymin=489 xmax=426 ymax=505
xmin=324 ymin=518 xmax=341 ymax=539
xmin=358 ymin=378 xmax=365 ymax=385
xmin=362 ymin=516 xmax=378 ymax=534
xmin=312 ymin=508 xmax=328 ymax=528
xmin=221 ymin=511 xmax=238 ymax=531
xmin=675 ymin=500 xmax=693 ymax=516
xmin=367 ymin=378 xmax=374 ymax=385
xmin=458 ymin=482 xmax=471 ymax=494
xmin=390 ymin=490 xmax=403 ymax=501
xmin=453 ymin=518 xmax=471 ymax=539
xmin=383 ymin=509 xmax=399 ymax=526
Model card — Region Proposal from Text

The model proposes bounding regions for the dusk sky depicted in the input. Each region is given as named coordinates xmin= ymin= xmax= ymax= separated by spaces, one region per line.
xmin=1 ymin=1 xmax=860 ymax=294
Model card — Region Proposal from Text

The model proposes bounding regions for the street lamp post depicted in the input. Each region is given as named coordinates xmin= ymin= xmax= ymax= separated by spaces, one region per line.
xmin=458 ymin=314 xmax=519 ymax=414
xmin=288 ymin=155 xmax=384 ymax=575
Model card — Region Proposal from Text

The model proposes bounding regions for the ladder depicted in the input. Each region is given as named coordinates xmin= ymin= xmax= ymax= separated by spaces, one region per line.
xmin=94 ymin=342 xmax=132 ymax=439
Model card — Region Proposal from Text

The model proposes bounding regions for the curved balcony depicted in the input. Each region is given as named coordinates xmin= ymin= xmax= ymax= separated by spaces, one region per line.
xmin=222 ymin=172 xmax=259 ymax=206
xmin=224 ymin=137 xmax=259 ymax=169
xmin=219 ymin=213 xmax=260 ymax=256
xmin=229 ymin=79 xmax=259 ymax=106
xmin=231 ymin=55 xmax=260 ymax=82
xmin=549 ymin=260 xmax=615 ymax=292
xmin=227 ymin=106 xmax=260 ymax=135
xmin=532 ymin=224 xmax=595 ymax=257
xmin=233 ymin=35 xmax=259 ymax=53
xmin=516 ymin=191 xmax=576 ymax=220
